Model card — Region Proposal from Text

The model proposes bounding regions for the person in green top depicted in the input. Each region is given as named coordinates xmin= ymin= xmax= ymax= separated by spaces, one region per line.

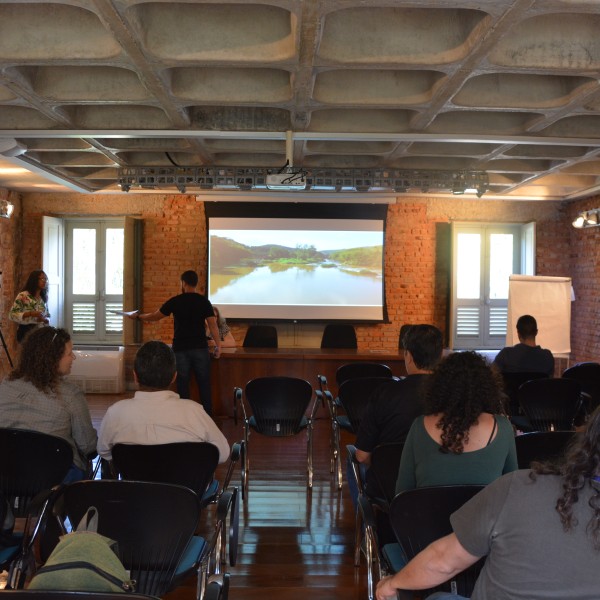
xmin=396 ymin=351 xmax=517 ymax=494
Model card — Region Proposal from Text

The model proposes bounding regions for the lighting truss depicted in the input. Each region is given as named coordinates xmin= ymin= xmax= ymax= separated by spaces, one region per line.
xmin=118 ymin=166 xmax=489 ymax=196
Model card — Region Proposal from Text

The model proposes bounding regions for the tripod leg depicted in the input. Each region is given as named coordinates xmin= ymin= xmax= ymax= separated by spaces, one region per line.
xmin=0 ymin=326 xmax=14 ymax=369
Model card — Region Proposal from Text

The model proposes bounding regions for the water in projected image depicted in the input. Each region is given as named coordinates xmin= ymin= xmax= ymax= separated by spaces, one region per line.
xmin=210 ymin=231 xmax=383 ymax=306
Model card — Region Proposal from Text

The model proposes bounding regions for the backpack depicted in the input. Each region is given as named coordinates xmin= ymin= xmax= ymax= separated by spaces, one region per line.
xmin=28 ymin=506 xmax=135 ymax=593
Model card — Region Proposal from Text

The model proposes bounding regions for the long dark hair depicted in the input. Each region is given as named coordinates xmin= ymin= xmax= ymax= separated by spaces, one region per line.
xmin=425 ymin=351 xmax=505 ymax=453
xmin=23 ymin=269 xmax=48 ymax=303
xmin=532 ymin=406 xmax=600 ymax=550
xmin=9 ymin=327 xmax=70 ymax=392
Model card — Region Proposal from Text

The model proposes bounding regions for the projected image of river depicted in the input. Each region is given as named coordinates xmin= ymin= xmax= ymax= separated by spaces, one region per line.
xmin=211 ymin=263 xmax=381 ymax=305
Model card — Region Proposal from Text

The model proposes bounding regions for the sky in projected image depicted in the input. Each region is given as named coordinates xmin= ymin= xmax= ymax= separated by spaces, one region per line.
xmin=209 ymin=228 xmax=383 ymax=308
xmin=213 ymin=229 xmax=381 ymax=251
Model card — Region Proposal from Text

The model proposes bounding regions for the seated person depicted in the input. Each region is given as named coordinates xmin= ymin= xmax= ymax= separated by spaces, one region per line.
xmin=0 ymin=327 xmax=97 ymax=482
xmin=355 ymin=324 xmax=443 ymax=498
xmin=97 ymin=340 xmax=230 ymax=463
xmin=206 ymin=305 xmax=236 ymax=348
xmin=377 ymin=405 xmax=600 ymax=600
xmin=396 ymin=351 xmax=517 ymax=494
xmin=493 ymin=314 xmax=554 ymax=377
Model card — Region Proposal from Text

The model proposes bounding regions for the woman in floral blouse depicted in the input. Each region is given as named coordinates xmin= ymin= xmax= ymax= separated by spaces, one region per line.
xmin=9 ymin=269 xmax=51 ymax=342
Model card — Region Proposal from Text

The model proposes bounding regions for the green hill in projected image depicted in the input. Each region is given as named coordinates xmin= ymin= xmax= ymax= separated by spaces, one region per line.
xmin=210 ymin=235 xmax=382 ymax=271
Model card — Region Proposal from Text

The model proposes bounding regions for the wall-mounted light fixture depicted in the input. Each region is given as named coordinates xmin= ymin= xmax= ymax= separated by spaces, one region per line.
xmin=0 ymin=199 xmax=14 ymax=219
xmin=572 ymin=208 xmax=600 ymax=229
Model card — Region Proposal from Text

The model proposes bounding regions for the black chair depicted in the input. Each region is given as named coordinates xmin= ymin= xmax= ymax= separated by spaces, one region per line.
xmin=500 ymin=371 xmax=548 ymax=416
xmin=517 ymin=378 xmax=583 ymax=432
xmin=347 ymin=442 xmax=404 ymax=576
xmin=562 ymin=362 xmax=600 ymax=420
xmin=0 ymin=428 xmax=73 ymax=589
xmin=110 ymin=441 xmax=242 ymax=568
xmin=382 ymin=485 xmax=485 ymax=599
xmin=368 ymin=442 xmax=405 ymax=505
xmin=242 ymin=325 xmax=278 ymax=348
xmin=320 ymin=323 xmax=357 ymax=349
xmin=235 ymin=376 xmax=316 ymax=494
xmin=0 ymin=593 xmax=161 ymax=600
xmin=515 ymin=430 xmax=580 ymax=469
xmin=0 ymin=428 xmax=73 ymax=518
xmin=40 ymin=480 xmax=223 ymax=599
xmin=315 ymin=362 xmax=393 ymax=412
xmin=335 ymin=362 xmax=393 ymax=386
xmin=329 ymin=376 xmax=393 ymax=489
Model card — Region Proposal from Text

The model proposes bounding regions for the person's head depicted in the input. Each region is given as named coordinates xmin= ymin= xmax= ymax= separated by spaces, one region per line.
xmin=425 ymin=350 xmax=505 ymax=453
xmin=24 ymin=269 xmax=49 ymax=303
xmin=9 ymin=327 xmax=74 ymax=391
xmin=402 ymin=324 xmax=443 ymax=373
xmin=212 ymin=305 xmax=226 ymax=328
xmin=516 ymin=314 xmax=538 ymax=341
xmin=133 ymin=340 xmax=176 ymax=390
xmin=180 ymin=270 xmax=198 ymax=291
xmin=532 ymin=405 xmax=600 ymax=550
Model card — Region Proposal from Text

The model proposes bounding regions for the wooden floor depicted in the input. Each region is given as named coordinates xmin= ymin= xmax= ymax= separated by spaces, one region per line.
xmin=87 ymin=394 xmax=368 ymax=600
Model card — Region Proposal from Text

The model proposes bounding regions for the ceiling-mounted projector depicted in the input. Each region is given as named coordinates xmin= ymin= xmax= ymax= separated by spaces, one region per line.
xmin=266 ymin=172 xmax=307 ymax=190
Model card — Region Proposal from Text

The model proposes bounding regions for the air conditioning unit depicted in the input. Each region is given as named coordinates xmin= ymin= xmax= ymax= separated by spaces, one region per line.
xmin=266 ymin=172 xmax=307 ymax=190
xmin=66 ymin=346 xmax=125 ymax=394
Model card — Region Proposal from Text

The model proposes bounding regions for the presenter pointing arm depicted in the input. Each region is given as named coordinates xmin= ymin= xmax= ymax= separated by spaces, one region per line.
xmin=128 ymin=270 xmax=220 ymax=416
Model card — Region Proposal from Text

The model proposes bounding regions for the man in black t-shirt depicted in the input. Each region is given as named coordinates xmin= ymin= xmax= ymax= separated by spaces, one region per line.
xmin=493 ymin=314 xmax=554 ymax=377
xmin=354 ymin=324 xmax=443 ymax=498
xmin=130 ymin=270 xmax=220 ymax=415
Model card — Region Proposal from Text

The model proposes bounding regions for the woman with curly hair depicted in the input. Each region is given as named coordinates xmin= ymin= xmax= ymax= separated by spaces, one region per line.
xmin=9 ymin=269 xmax=51 ymax=342
xmin=395 ymin=350 xmax=517 ymax=494
xmin=377 ymin=407 xmax=600 ymax=600
xmin=0 ymin=327 xmax=97 ymax=482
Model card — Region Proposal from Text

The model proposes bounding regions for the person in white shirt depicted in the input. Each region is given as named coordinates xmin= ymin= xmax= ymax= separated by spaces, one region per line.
xmin=97 ymin=340 xmax=230 ymax=463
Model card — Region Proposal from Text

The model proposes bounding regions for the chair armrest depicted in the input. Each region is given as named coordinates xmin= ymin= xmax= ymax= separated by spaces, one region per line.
xmin=347 ymin=444 xmax=365 ymax=496
xmin=233 ymin=387 xmax=243 ymax=425
xmin=216 ymin=487 xmax=240 ymax=567
xmin=317 ymin=373 xmax=329 ymax=394
xmin=233 ymin=387 xmax=248 ymax=424
xmin=324 ymin=389 xmax=336 ymax=417
xmin=221 ymin=441 xmax=243 ymax=492
xmin=205 ymin=572 xmax=230 ymax=600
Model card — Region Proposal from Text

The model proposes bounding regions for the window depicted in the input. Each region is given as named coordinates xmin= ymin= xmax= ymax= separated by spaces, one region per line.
xmin=65 ymin=219 xmax=125 ymax=343
xmin=450 ymin=222 xmax=534 ymax=350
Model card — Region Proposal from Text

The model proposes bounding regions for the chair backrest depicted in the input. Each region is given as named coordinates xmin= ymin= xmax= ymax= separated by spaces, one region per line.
xmin=335 ymin=362 xmax=393 ymax=386
xmin=111 ymin=442 xmax=220 ymax=497
xmin=320 ymin=323 xmax=357 ymax=349
xmin=515 ymin=431 xmax=580 ymax=469
xmin=337 ymin=376 xmax=392 ymax=432
xmin=500 ymin=372 xmax=548 ymax=416
xmin=245 ymin=376 xmax=313 ymax=436
xmin=369 ymin=442 xmax=404 ymax=504
xmin=0 ymin=428 xmax=73 ymax=517
xmin=389 ymin=485 xmax=485 ymax=597
xmin=562 ymin=362 xmax=600 ymax=414
xmin=46 ymin=480 xmax=201 ymax=597
xmin=243 ymin=325 xmax=278 ymax=348
xmin=518 ymin=378 xmax=582 ymax=431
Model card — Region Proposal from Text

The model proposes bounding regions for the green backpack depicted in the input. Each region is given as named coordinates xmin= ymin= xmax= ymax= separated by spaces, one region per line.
xmin=28 ymin=507 xmax=135 ymax=593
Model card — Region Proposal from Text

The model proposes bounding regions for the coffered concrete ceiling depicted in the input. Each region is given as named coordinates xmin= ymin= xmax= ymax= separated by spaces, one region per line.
xmin=1 ymin=0 xmax=600 ymax=199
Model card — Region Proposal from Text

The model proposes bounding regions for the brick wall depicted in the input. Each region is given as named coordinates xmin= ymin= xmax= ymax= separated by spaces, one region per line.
xmin=0 ymin=189 xmax=22 ymax=360
xmin=1 ymin=192 xmax=593 ymax=366
xmin=563 ymin=195 xmax=600 ymax=362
